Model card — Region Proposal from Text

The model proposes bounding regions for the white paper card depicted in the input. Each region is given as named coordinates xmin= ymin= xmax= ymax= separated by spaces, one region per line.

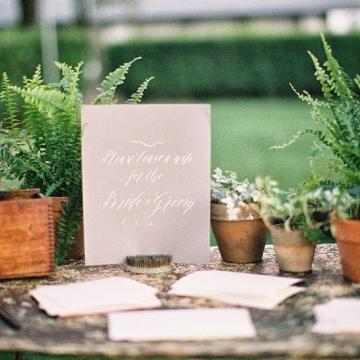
xmin=108 ymin=308 xmax=256 ymax=341
xmin=169 ymin=270 xmax=304 ymax=309
xmin=81 ymin=105 xmax=211 ymax=265
xmin=312 ymin=298 xmax=360 ymax=334
xmin=30 ymin=277 xmax=161 ymax=317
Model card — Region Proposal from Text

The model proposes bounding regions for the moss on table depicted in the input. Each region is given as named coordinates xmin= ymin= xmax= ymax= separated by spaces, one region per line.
xmin=1 ymin=245 xmax=360 ymax=359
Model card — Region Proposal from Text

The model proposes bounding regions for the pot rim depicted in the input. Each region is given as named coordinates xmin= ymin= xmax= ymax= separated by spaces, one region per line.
xmin=50 ymin=196 xmax=70 ymax=201
xmin=269 ymin=225 xmax=316 ymax=247
xmin=268 ymin=224 xmax=303 ymax=234
xmin=211 ymin=201 xmax=261 ymax=221
xmin=330 ymin=212 xmax=360 ymax=226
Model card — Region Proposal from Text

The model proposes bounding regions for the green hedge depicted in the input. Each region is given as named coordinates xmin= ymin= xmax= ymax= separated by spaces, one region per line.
xmin=0 ymin=28 xmax=89 ymax=85
xmin=106 ymin=34 xmax=360 ymax=98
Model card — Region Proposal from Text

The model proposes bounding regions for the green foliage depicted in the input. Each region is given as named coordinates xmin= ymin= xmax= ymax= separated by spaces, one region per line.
xmin=126 ymin=76 xmax=155 ymax=104
xmin=273 ymin=34 xmax=360 ymax=188
xmin=0 ymin=28 xmax=89 ymax=127
xmin=256 ymin=176 xmax=336 ymax=244
xmin=0 ymin=73 xmax=19 ymax=132
xmin=211 ymin=167 xmax=259 ymax=207
xmin=0 ymin=58 xmax=152 ymax=264
xmin=335 ymin=186 xmax=360 ymax=220
xmin=106 ymin=33 xmax=360 ymax=98
xmin=92 ymin=57 xmax=141 ymax=104
xmin=55 ymin=195 xmax=83 ymax=263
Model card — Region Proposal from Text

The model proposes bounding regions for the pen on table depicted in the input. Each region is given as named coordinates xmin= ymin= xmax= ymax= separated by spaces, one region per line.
xmin=0 ymin=306 xmax=22 ymax=330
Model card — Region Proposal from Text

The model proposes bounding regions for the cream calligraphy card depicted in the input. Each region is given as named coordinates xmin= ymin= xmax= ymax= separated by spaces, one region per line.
xmin=81 ymin=105 xmax=211 ymax=265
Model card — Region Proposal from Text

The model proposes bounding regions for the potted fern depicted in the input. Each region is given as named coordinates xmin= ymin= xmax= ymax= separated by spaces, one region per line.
xmin=211 ymin=168 xmax=268 ymax=263
xmin=272 ymin=34 xmax=360 ymax=188
xmin=0 ymin=57 xmax=153 ymax=264
xmin=272 ymin=34 xmax=360 ymax=277
xmin=256 ymin=177 xmax=335 ymax=273
xmin=331 ymin=188 xmax=360 ymax=282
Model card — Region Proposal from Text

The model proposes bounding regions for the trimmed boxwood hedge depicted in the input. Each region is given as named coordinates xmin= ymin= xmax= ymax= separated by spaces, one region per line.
xmin=0 ymin=28 xmax=89 ymax=85
xmin=1 ymin=30 xmax=359 ymax=99
xmin=106 ymin=33 xmax=360 ymax=98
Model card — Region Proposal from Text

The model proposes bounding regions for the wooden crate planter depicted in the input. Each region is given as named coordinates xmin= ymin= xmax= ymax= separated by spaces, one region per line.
xmin=0 ymin=190 xmax=55 ymax=280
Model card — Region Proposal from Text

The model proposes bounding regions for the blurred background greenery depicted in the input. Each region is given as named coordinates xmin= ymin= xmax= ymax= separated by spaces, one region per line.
xmin=0 ymin=1 xmax=360 ymax=357
xmin=1 ymin=0 xmax=360 ymax=188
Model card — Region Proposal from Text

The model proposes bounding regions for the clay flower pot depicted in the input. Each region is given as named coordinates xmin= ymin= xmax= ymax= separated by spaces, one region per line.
xmin=52 ymin=197 xmax=84 ymax=259
xmin=270 ymin=226 xmax=316 ymax=273
xmin=331 ymin=215 xmax=360 ymax=282
xmin=211 ymin=203 xmax=268 ymax=263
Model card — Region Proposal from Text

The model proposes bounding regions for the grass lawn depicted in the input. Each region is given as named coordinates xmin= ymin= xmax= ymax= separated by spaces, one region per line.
xmin=210 ymin=97 xmax=313 ymax=188
xmin=2 ymin=97 xmax=315 ymax=360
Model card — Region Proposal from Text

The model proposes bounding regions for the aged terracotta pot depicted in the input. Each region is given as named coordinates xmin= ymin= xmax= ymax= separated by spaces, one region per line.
xmin=331 ymin=215 xmax=360 ymax=282
xmin=211 ymin=203 xmax=268 ymax=263
xmin=52 ymin=197 xmax=84 ymax=259
xmin=270 ymin=226 xmax=316 ymax=273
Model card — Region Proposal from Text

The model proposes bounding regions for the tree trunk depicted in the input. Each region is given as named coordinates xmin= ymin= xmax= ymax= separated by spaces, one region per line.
xmin=20 ymin=0 xmax=36 ymax=26
xmin=75 ymin=0 xmax=90 ymax=26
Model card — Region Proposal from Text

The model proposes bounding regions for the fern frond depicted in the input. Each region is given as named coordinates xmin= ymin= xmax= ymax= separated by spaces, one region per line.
xmin=0 ymin=73 xmax=20 ymax=134
xmin=92 ymin=57 xmax=141 ymax=105
xmin=126 ymin=76 xmax=154 ymax=104
xmin=290 ymin=83 xmax=327 ymax=108
xmin=44 ymin=179 xmax=64 ymax=196
xmin=321 ymin=33 xmax=353 ymax=100
xmin=55 ymin=61 xmax=83 ymax=93
xmin=23 ymin=65 xmax=43 ymax=89
xmin=10 ymin=85 xmax=66 ymax=115
xmin=355 ymin=75 xmax=360 ymax=91
xmin=271 ymin=128 xmax=331 ymax=150
xmin=307 ymin=51 xmax=333 ymax=101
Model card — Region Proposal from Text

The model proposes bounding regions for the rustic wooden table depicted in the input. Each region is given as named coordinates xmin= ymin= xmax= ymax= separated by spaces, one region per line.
xmin=0 ymin=244 xmax=360 ymax=360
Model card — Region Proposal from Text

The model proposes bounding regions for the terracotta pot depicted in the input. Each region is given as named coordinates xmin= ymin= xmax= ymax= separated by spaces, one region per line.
xmin=270 ymin=226 xmax=316 ymax=273
xmin=331 ymin=215 xmax=360 ymax=282
xmin=52 ymin=197 xmax=84 ymax=259
xmin=211 ymin=203 xmax=268 ymax=263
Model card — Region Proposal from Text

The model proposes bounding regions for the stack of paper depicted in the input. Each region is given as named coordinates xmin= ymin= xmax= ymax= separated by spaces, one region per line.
xmin=168 ymin=270 xmax=304 ymax=310
xmin=30 ymin=277 xmax=161 ymax=317
xmin=312 ymin=298 xmax=360 ymax=334
xmin=109 ymin=308 xmax=256 ymax=341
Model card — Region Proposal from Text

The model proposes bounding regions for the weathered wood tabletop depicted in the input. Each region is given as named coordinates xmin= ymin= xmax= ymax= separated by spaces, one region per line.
xmin=1 ymin=244 xmax=360 ymax=359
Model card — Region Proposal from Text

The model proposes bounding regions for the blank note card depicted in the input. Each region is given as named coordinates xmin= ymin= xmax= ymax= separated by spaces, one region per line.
xmin=108 ymin=308 xmax=256 ymax=341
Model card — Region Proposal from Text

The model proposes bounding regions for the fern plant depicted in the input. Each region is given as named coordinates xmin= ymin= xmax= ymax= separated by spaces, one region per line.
xmin=0 ymin=57 xmax=153 ymax=264
xmin=272 ymin=34 xmax=360 ymax=189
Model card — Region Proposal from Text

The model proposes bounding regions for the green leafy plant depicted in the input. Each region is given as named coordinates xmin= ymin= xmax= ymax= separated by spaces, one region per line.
xmin=334 ymin=187 xmax=360 ymax=220
xmin=272 ymin=34 xmax=360 ymax=188
xmin=0 ymin=57 xmax=153 ymax=264
xmin=256 ymin=176 xmax=337 ymax=243
xmin=211 ymin=167 xmax=260 ymax=208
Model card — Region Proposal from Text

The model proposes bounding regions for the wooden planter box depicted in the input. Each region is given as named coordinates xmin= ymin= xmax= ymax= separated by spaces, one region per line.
xmin=0 ymin=189 xmax=55 ymax=280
